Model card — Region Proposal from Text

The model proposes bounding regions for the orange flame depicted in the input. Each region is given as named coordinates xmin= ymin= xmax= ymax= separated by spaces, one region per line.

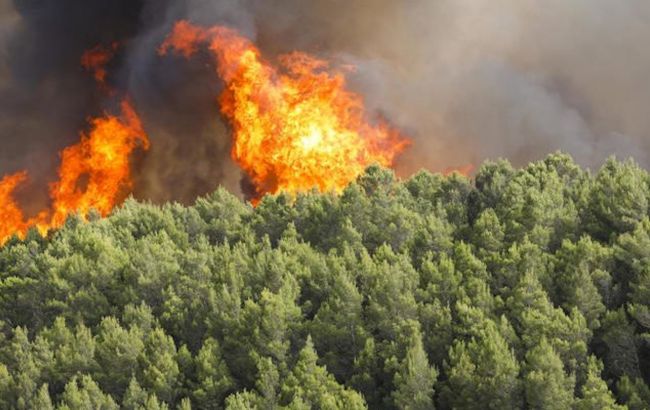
xmin=0 ymin=172 xmax=31 ymax=241
xmin=160 ymin=21 xmax=410 ymax=201
xmin=81 ymin=42 xmax=119 ymax=86
xmin=50 ymin=100 xmax=149 ymax=226
xmin=0 ymin=100 xmax=148 ymax=244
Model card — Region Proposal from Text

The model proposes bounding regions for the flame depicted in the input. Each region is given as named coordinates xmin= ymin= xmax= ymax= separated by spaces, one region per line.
xmin=0 ymin=41 xmax=148 ymax=245
xmin=0 ymin=101 xmax=148 ymax=244
xmin=160 ymin=21 xmax=410 ymax=201
xmin=50 ymin=100 xmax=149 ymax=226
xmin=81 ymin=42 xmax=119 ymax=86
xmin=0 ymin=172 xmax=30 ymax=241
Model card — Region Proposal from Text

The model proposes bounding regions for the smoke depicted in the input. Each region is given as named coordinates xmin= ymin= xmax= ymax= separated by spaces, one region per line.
xmin=254 ymin=0 xmax=650 ymax=171
xmin=2 ymin=0 xmax=650 ymax=205
xmin=0 ymin=0 xmax=145 ymax=212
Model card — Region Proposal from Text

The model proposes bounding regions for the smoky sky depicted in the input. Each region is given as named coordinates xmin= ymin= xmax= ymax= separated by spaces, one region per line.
xmin=2 ymin=0 xmax=650 ymax=206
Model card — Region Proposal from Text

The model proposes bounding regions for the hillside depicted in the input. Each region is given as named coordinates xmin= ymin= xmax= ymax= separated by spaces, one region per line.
xmin=1 ymin=152 xmax=649 ymax=409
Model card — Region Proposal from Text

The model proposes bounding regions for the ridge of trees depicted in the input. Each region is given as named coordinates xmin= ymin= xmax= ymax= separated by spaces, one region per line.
xmin=1 ymin=152 xmax=649 ymax=409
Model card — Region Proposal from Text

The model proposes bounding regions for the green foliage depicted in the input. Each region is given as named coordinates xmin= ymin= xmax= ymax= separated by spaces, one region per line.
xmin=615 ymin=218 xmax=650 ymax=333
xmin=442 ymin=319 xmax=522 ymax=409
xmin=523 ymin=338 xmax=575 ymax=409
xmin=392 ymin=327 xmax=438 ymax=410
xmin=192 ymin=338 xmax=234 ymax=408
xmin=586 ymin=158 xmax=649 ymax=240
xmin=617 ymin=375 xmax=650 ymax=410
xmin=280 ymin=336 xmax=367 ymax=409
xmin=575 ymin=356 xmax=626 ymax=410
xmin=0 ymin=153 xmax=648 ymax=408
xmin=58 ymin=375 xmax=118 ymax=410
xmin=94 ymin=317 xmax=145 ymax=398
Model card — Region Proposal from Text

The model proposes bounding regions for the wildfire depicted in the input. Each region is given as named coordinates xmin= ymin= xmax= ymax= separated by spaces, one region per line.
xmin=0 ymin=172 xmax=31 ymax=241
xmin=50 ymin=100 xmax=149 ymax=226
xmin=0 ymin=100 xmax=148 ymax=244
xmin=0 ymin=40 xmax=148 ymax=245
xmin=160 ymin=21 xmax=410 ymax=201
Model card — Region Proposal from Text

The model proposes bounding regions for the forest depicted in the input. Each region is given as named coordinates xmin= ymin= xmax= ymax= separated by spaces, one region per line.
xmin=1 ymin=152 xmax=649 ymax=409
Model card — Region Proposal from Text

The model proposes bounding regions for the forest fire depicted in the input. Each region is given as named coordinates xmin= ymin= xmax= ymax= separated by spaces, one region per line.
xmin=160 ymin=21 xmax=410 ymax=201
xmin=49 ymin=100 xmax=149 ymax=226
xmin=1 ymin=21 xmax=412 ymax=243
xmin=0 ymin=172 xmax=33 ymax=242
xmin=0 ymin=39 xmax=149 ymax=244
xmin=0 ymin=101 xmax=148 ymax=244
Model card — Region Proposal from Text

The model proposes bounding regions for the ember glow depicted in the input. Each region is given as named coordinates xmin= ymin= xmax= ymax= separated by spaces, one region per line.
xmin=81 ymin=42 xmax=119 ymax=87
xmin=0 ymin=101 xmax=148 ymax=244
xmin=160 ymin=21 xmax=410 ymax=201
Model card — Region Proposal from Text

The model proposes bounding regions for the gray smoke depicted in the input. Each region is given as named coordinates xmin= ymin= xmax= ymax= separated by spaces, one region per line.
xmin=2 ymin=0 xmax=650 ymax=205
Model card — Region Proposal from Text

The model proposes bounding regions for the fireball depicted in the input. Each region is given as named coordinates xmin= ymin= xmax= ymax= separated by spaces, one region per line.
xmin=160 ymin=21 xmax=410 ymax=201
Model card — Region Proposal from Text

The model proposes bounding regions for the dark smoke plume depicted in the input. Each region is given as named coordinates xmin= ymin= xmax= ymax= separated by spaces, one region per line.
xmin=0 ymin=0 xmax=145 ymax=211
xmin=2 ymin=0 xmax=650 ymax=205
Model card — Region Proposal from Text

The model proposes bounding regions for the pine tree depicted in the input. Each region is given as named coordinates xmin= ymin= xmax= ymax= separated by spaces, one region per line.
xmin=442 ymin=320 xmax=522 ymax=409
xmin=193 ymin=337 xmax=235 ymax=409
xmin=123 ymin=377 xmax=148 ymax=410
xmin=94 ymin=317 xmax=144 ymax=398
xmin=586 ymin=158 xmax=649 ymax=240
xmin=575 ymin=356 xmax=625 ymax=410
xmin=33 ymin=384 xmax=54 ymax=410
xmin=309 ymin=270 xmax=367 ymax=380
xmin=140 ymin=328 xmax=180 ymax=403
xmin=523 ymin=338 xmax=575 ymax=409
xmin=281 ymin=336 xmax=367 ymax=409
xmin=58 ymin=375 xmax=118 ymax=410
xmin=617 ymin=375 xmax=650 ymax=410
xmin=392 ymin=328 xmax=438 ymax=410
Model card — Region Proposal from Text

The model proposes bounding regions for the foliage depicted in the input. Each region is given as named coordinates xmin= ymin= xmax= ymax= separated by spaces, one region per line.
xmin=0 ymin=152 xmax=646 ymax=408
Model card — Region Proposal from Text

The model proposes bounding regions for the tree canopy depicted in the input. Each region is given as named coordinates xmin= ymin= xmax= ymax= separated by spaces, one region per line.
xmin=0 ymin=152 xmax=647 ymax=409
